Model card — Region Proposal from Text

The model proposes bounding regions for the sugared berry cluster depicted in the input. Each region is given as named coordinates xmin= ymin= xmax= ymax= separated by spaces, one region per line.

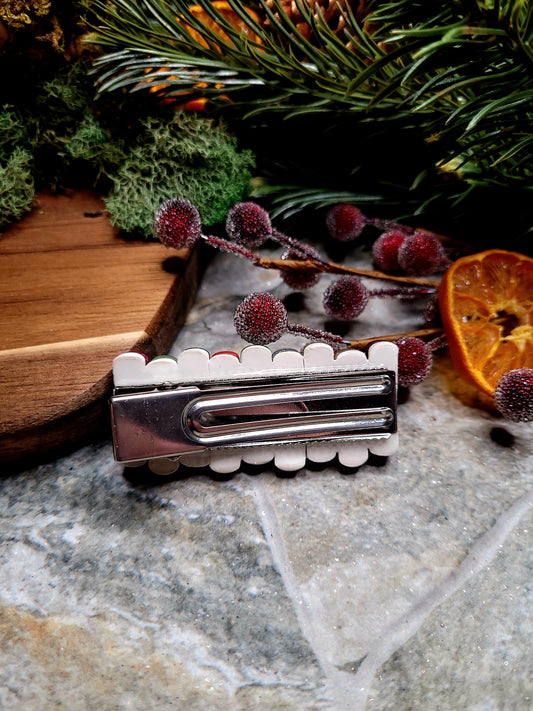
xmin=152 ymin=196 xmax=533 ymax=424
xmin=326 ymin=202 xmax=449 ymax=277
xmin=373 ymin=229 xmax=448 ymax=276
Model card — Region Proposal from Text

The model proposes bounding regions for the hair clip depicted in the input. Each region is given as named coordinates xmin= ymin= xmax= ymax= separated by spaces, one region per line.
xmin=110 ymin=342 xmax=398 ymax=475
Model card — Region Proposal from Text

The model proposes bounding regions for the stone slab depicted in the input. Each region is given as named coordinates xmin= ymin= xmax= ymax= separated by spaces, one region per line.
xmin=1 ymin=247 xmax=531 ymax=710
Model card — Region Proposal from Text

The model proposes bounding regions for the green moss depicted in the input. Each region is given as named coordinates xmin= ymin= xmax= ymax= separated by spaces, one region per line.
xmin=65 ymin=113 xmax=128 ymax=181
xmin=0 ymin=109 xmax=35 ymax=227
xmin=0 ymin=108 xmax=32 ymax=158
xmin=1 ymin=61 xmax=255 ymax=235
xmin=0 ymin=147 xmax=35 ymax=228
xmin=104 ymin=112 xmax=255 ymax=236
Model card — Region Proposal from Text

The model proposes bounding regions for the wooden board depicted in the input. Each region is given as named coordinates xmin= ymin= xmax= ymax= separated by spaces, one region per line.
xmin=0 ymin=190 xmax=206 ymax=468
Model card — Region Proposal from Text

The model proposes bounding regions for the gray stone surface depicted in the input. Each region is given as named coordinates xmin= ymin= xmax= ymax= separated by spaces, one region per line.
xmin=1 ymin=247 xmax=532 ymax=710
xmin=367 ymin=507 xmax=533 ymax=711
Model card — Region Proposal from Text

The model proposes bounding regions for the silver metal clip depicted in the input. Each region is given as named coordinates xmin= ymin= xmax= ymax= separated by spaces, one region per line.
xmin=110 ymin=342 xmax=398 ymax=474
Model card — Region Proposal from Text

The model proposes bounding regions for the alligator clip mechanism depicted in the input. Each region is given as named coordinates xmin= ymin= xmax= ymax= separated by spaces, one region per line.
xmin=110 ymin=342 xmax=398 ymax=475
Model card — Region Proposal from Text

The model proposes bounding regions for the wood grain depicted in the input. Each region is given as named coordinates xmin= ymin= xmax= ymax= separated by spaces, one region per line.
xmin=0 ymin=190 xmax=206 ymax=467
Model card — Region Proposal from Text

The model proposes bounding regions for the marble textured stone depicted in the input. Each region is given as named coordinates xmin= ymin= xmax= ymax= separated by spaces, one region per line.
xmin=1 ymin=247 xmax=532 ymax=710
xmin=367 ymin=506 xmax=533 ymax=710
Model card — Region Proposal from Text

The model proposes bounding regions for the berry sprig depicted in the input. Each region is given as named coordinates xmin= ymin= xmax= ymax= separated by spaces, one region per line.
xmin=234 ymin=292 xmax=346 ymax=349
xmin=227 ymin=202 xmax=324 ymax=262
xmin=233 ymin=290 xmax=448 ymax=374
xmin=326 ymin=203 xmax=457 ymax=277
xmin=154 ymin=198 xmax=329 ymax=285
xmin=322 ymin=276 xmax=435 ymax=321
xmin=154 ymin=198 xmax=260 ymax=260
xmin=154 ymin=198 xmax=533 ymax=427
xmin=326 ymin=203 xmax=411 ymax=242
xmin=154 ymin=197 xmax=439 ymax=289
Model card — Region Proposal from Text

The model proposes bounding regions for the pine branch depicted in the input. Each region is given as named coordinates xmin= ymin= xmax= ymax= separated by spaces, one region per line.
xmin=87 ymin=0 xmax=416 ymax=113
xmin=87 ymin=0 xmax=533 ymax=191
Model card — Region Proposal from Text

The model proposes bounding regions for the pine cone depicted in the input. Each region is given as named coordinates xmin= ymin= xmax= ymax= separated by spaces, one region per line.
xmin=263 ymin=0 xmax=368 ymax=43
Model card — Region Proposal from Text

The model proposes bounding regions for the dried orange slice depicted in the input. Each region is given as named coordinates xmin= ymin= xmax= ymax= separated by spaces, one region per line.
xmin=438 ymin=249 xmax=533 ymax=396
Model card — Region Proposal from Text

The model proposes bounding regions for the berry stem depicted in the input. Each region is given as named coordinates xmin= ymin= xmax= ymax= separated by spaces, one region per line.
xmin=271 ymin=228 xmax=327 ymax=263
xmin=201 ymin=233 xmax=259 ymax=261
xmin=368 ymin=217 xmax=414 ymax=234
xmin=286 ymin=322 xmax=347 ymax=348
xmin=369 ymin=286 xmax=437 ymax=298
xmin=346 ymin=327 xmax=444 ymax=350
xmin=427 ymin=334 xmax=448 ymax=352
xmin=256 ymin=257 xmax=439 ymax=288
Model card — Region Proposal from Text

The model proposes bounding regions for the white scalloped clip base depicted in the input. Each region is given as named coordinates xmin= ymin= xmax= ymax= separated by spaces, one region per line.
xmin=113 ymin=342 xmax=398 ymax=475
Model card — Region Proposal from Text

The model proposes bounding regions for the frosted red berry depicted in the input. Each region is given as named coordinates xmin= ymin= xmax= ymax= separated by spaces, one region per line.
xmin=326 ymin=203 xmax=366 ymax=242
xmin=372 ymin=230 xmax=406 ymax=273
xmin=494 ymin=368 xmax=533 ymax=422
xmin=397 ymin=231 xmax=445 ymax=276
xmin=226 ymin=202 xmax=272 ymax=247
xmin=281 ymin=247 xmax=321 ymax=290
xmin=397 ymin=336 xmax=433 ymax=386
xmin=153 ymin=198 xmax=202 ymax=249
xmin=234 ymin=292 xmax=288 ymax=345
xmin=323 ymin=276 xmax=369 ymax=320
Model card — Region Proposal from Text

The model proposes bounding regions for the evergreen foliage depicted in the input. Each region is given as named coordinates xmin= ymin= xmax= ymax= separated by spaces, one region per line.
xmin=88 ymin=0 xmax=533 ymax=241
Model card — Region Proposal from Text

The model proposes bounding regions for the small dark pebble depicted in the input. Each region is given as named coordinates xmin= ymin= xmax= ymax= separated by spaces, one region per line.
xmin=489 ymin=426 xmax=515 ymax=448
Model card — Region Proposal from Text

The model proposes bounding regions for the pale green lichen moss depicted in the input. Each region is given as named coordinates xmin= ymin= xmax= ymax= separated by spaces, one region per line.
xmin=0 ymin=109 xmax=35 ymax=228
xmin=0 ymin=147 xmax=35 ymax=226
xmin=1 ymin=61 xmax=255 ymax=234
xmin=105 ymin=113 xmax=255 ymax=236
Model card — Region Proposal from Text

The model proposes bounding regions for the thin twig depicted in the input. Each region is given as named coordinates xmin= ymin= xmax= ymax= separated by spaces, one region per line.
xmin=346 ymin=327 xmax=444 ymax=350
xmin=256 ymin=257 xmax=440 ymax=288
